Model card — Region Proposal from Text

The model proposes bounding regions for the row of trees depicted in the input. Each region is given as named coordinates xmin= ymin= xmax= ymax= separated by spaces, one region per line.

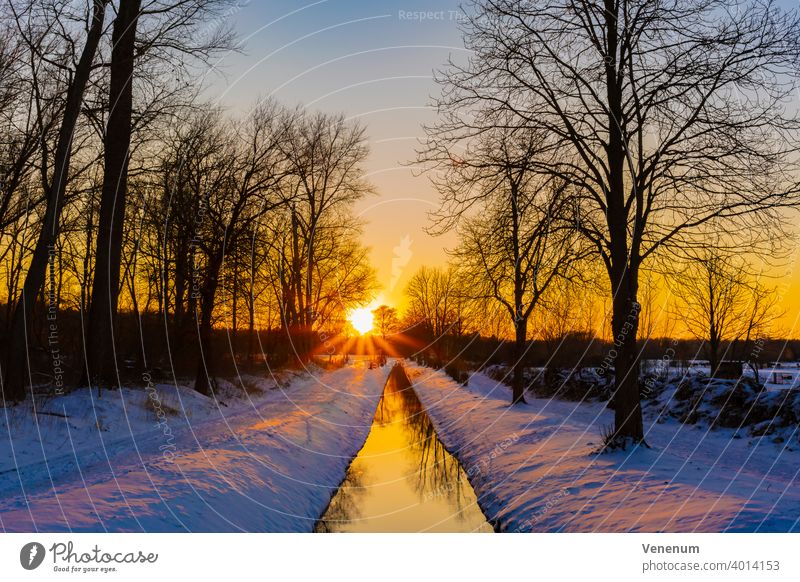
xmin=400 ymin=259 xmax=782 ymax=368
xmin=413 ymin=0 xmax=800 ymax=444
xmin=0 ymin=1 xmax=375 ymax=402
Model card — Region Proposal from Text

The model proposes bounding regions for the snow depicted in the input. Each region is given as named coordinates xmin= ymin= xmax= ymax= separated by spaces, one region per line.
xmin=405 ymin=363 xmax=800 ymax=532
xmin=641 ymin=360 xmax=800 ymax=392
xmin=0 ymin=360 xmax=390 ymax=532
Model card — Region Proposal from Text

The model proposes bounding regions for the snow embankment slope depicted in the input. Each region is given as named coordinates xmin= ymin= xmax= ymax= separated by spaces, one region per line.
xmin=406 ymin=364 xmax=800 ymax=532
xmin=0 ymin=362 xmax=389 ymax=532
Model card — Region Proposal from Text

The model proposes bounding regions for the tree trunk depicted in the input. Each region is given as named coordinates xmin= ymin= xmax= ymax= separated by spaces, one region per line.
xmin=509 ymin=176 xmax=526 ymax=405
xmin=290 ymin=208 xmax=310 ymax=363
xmin=247 ymin=239 xmax=256 ymax=365
xmin=194 ymin=255 xmax=222 ymax=396
xmin=603 ymin=0 xmax=644 ymax=443
xmin=304 ymin=226 xmax=315 ymax=362
xmin=512 ymin=317 xmax=528 ymax=405
xmin=174 ymin=241 xmax=187 ymax=326
xmin=247 ymin=312 xmax=255 ymax=366
xmin=81 ymin=204 xmax=93 ymax=314
xmin=194 ymin=299 xmax=214 ymax=396
xmin=231 ymin=262 xmax=238 ymax=354
xmin=709 ymin=336 xmax=720 ymax=378
xmin=82 ymin=0 xmax=141 ymax=389
xmin=610 ymin=273 xmax=644 ymax=443
xmin=2 ymin=0 xmax=108 ymax=403
xmin=194 ymin=292 xmax=215 ymax=397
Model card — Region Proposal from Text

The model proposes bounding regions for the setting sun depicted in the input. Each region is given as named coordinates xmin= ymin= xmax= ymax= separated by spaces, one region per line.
xmin=348 ymin=307 xmax=374 ymax=335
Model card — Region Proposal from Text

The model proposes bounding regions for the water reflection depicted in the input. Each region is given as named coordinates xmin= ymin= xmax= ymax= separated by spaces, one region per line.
xmin=316 ymin=365 xmax=493 ymax=532
xmin=314 ymin=466 xmax=367 ymax=533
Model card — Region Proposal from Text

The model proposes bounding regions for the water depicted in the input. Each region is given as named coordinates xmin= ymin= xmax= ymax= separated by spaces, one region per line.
xmin=316 ymin=365 xmax=493 ymax=532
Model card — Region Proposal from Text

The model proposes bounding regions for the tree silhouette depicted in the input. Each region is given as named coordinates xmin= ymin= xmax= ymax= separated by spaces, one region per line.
xmin=425 ymin=0 xmax=800 ymax=444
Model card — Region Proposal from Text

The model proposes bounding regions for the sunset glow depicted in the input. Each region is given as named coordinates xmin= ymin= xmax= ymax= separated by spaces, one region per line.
xmin=348 ymin=308 xmax=374 ymax=335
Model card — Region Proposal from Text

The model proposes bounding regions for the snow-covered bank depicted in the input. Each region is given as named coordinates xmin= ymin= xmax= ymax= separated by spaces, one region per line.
xmin=406 ymin=364 xmax=800 ymax=532
xmin=0 ymin=361 xmax=390 ymax=532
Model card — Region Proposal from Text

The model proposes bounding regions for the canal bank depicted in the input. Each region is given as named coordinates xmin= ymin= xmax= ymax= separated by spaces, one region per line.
xmin=0 ymin=362 xmax=391 ymax=532
xmin=405 ymin=364 xmax=800 ymax=532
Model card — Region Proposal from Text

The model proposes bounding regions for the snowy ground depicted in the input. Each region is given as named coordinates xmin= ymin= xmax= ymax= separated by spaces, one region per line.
xmin=0 ymin=360 xmax=389 ymax=532
xmin=406 ymin=363 xmax=800 ymax=532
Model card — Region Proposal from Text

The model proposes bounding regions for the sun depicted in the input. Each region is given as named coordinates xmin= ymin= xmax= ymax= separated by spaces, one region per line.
xmin=348 ymin=307 xmax=374 ymax=335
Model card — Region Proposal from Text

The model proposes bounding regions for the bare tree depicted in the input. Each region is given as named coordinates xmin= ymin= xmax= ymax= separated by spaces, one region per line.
xmin=265 ymin=206 xmax=376 ymax=354
xmin=240 ymin=223 xmax=277 ymax=364
xmin=444 ymin=129 xmax=587 ymax=403
xmin=404 ymin=265 xmax=470 ymax=353
xmin=83 ymin=0 xmax=238 ymax=389
xmin=674 ymin=251 xmax=746 ymax=376
xmin=3 ymin=0 xmax=110 ymax=403
xmin=309 ymin=228 xmax=376 ymax=330
xmin=372 ymin=305 xmax=399 ymax=340
xmin=82 ymin=0 xmax=142 ymax=389
xmin=427 ymin=0 xmax=800 ymax=443
xmin=276 ymin=111 xmax=373 ymax=360
xmin=0 ymin=19 xmax=18 ymax=115
xmin=674 ymin=251 xmax=781 ymax=381
xmin=0 ymin=2 xmax=378 ymax=401
xmin=737 ymin=280 xmax=782 ymax=385
xmin=533 ymin=277 xmax=598 ymax=363
xmin=637 ymin=270 xmax=668 ymax=342
xmin=187 ymin=102 xmax=288 ymax=396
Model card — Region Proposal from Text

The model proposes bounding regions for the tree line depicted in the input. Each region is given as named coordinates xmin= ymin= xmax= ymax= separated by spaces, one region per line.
xmin=0 ymin=0 xmax=375 ymax=402
xmin=399 ymin=259 xmax=783 ymax=376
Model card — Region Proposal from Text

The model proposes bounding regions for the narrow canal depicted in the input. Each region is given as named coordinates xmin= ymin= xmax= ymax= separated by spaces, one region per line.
xmin=316 ymin=364 xmax=493 ymax=532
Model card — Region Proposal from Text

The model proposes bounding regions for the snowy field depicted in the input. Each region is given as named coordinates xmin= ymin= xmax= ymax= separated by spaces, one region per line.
xmin=406 ymin=364 xmax=800 ymax=532
xmin=0 ymin=361 xmax=389 ymax=532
